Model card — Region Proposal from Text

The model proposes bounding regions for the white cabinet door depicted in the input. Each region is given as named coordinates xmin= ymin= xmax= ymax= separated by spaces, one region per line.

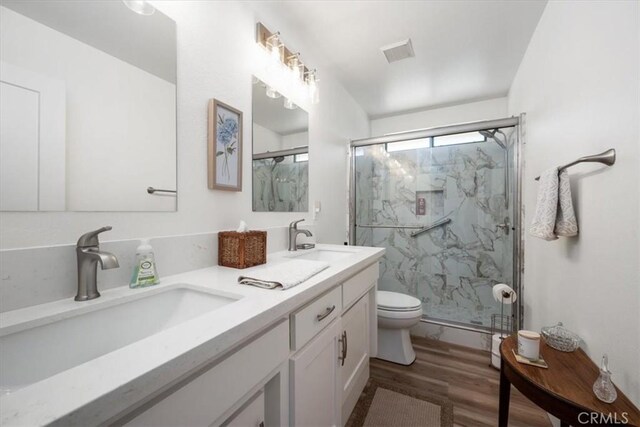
xmin=290 ymin=319 xmax=341 ymax=427
xmin=340 ymin=294 xmax=370 ymax=422
xmin=124 ymin=321 xmax=289 ymax=427
xmin=222 ymin=391 xmax=265 ymax=427
xmin=0 ymin=61 xmax=66 ymax=211
xmin=0 ymin=81 xmax=39 ymax=210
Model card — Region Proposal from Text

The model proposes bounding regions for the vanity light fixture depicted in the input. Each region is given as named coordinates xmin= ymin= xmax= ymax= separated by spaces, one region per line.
xmin=288 ymin=53 xmax=303 ymax=82
xmin=266 ymin=32 xmax=282 ymax=64
xmin=306 ymin=69 xmax=320 ymax=105
xmin=122 ymin=0 xmax=155 ymax=16
xmin=256 ymin=22 xmax=319 ymax=105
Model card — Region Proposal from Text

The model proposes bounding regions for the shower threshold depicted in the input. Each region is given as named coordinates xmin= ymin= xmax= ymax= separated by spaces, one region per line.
xmin=421 ymin=317 xmax=493 ymax=334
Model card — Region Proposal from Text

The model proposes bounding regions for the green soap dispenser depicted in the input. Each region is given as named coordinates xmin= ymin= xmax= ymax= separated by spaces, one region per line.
xmin=130 ymin=239 xmax=159 ymax=288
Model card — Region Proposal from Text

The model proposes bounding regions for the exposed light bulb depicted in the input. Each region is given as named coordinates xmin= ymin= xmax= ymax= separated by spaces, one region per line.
xmin=307 ymin=70 xmax=319 ymax=105
xmin=122 ymin=0 xmax=155 ymax=15
xmin=284 ymin=98 xmax=297 ymax=110
xmin=265 ymin=86 xmax=281 ymax=99
xmin=268 ymin=34 xmax=281 ymax=64
xmin=289 ymin=55 xmax=302 ymax=82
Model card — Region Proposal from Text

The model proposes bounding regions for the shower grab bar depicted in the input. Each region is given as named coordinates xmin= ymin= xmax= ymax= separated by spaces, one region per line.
xmin=356 ymin=218 xmax=452 ymax=236
xmin=534 ymin=148 xmax=615 ymax=181
xmin=410 ymin=218 xmax=452 ymax=237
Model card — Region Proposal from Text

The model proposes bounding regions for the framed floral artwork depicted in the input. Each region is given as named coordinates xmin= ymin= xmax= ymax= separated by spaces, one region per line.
xmin=208 ymin=99 xmax=243 ymax=191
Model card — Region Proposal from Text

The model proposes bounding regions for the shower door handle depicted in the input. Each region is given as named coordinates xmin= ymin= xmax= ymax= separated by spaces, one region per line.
xmin=496 ymin=223 xmax=509 ymax=231
xmin=496 ymin=220 xmax=511 ymax=235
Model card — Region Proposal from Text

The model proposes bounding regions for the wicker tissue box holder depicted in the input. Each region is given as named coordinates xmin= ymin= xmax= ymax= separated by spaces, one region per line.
xmin=218 ymin=230 xmax=267 ymax=269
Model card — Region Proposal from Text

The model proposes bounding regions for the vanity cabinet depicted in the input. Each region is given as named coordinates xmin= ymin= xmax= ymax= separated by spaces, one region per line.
xmin=290 ymin=319 xmax=342 ymax=427
xmin=122 ymin=320 xmax=289 ymax=427
xmin=340 ymin=293 xmax=370 ymax=422
xmin=222 ymin=390 xmax=265 ymax=427
xmin=289 ymin=262 xmax=379 ymax=427
xmin=117 ymin=261 xmax=379 ymax=427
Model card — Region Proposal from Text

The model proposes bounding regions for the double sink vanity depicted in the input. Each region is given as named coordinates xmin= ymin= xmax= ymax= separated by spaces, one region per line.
xmin=0 ymin=244 xmax=384 ymax=426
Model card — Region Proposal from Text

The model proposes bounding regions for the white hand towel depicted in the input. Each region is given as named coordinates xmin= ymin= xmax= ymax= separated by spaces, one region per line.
xmin=238 ymin=259 xmax=329 ymax=290
xmin=530 ymin=168 xmax=578 ymax=240
xmin=555 ymin=170 xmax=578 ymax=237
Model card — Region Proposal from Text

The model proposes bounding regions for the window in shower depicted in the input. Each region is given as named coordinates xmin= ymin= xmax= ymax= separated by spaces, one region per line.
xmin=432 ymin=131 xmax=485 ymax=146
xmin=294 ymin=153 xmax=309 ymax=162
xmin=386 ymin=138 xmax=430 ymax=152
xmin=353 ymin=126 xmax=516 ymax=330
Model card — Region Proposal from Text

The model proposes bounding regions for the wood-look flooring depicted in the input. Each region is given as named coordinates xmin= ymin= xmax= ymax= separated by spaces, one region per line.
xmin=369 ymin=336 xmax=551 ymax=427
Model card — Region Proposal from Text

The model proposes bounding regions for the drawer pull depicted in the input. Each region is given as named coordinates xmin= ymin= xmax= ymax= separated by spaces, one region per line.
xmin=316 ymin=305 xmax=336 ymax=322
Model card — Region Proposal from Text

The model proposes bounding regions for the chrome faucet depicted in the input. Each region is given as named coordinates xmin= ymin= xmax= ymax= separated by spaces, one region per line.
xmin=288 ymin=219 xmax=313 ymax=251
xmin=75 ymin=226 xmax=119 ymax=301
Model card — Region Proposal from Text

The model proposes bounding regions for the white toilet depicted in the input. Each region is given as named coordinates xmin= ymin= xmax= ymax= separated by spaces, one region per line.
xmin=376 ymin=291 xmax=423 ymax=365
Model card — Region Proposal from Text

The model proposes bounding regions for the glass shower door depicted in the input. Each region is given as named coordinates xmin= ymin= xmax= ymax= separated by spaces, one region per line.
xmin=354 ymin=128 xmax=515 ymax=329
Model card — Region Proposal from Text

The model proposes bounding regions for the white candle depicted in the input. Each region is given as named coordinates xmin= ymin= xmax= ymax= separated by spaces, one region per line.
xmin=518 ymin=330 xmax=541 ymax=360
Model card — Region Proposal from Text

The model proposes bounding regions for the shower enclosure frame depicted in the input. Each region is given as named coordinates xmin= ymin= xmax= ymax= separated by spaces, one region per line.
xmin=348 ymin=115 xmax=525 ymax=333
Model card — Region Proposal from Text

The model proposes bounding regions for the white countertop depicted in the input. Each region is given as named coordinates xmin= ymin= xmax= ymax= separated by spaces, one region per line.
xmin=0 ymin=244 xmax=384 ymax=426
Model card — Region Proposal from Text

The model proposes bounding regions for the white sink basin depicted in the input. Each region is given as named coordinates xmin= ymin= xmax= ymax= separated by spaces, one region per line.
xmin=287 ymin=249 xmax=357 ymax=263
xmin=0 ymin=286 xmax=240 ymax=394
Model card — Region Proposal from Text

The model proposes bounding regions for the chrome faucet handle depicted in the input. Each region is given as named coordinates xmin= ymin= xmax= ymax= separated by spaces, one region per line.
xmin=77 ymin=226 xmax=113 ymax=248
xmin=289 ymin=219 xmax=305 ymax=229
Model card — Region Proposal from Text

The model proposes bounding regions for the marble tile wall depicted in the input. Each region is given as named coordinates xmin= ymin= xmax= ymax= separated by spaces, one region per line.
xmin=252 ymin=158 xmax=308 ymax=212
xmin=355 ymin=133 xmax=515 ymax=327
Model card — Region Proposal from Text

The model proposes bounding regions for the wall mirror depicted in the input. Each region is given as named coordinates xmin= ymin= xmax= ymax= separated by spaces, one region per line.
xmin=0 ymin=1 xmax=177 ymax=212
xmin=252 ymin=76 xmax=309 ymax=212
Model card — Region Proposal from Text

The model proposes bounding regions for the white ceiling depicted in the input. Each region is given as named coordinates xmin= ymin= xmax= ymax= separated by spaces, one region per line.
xmin=259 ymin=0 xmax=547 ymax=118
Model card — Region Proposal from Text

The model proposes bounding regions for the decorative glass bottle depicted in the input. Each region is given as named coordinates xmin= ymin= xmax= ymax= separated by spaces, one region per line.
xmin=592 ymin=354 xmax=617 ymax=403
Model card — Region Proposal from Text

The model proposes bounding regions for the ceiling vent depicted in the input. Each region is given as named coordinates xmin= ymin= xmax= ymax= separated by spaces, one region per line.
xmin=381 ymin=39 xmax=415 ymax=64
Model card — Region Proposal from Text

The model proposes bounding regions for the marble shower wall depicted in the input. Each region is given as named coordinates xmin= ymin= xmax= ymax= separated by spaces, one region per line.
xmin=355 ymin=131 xmax=515 ymax=327
xmin=253 ymin=157 xmax=308 ymax=212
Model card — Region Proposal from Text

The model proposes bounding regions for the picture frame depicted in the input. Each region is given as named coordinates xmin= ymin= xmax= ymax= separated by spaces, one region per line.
xmin=208 ymin=99 xmax=243 ymax=191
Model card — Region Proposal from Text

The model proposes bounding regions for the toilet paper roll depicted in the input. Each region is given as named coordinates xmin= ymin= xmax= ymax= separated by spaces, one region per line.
xmin=492 ymin=283 xmax=517 ymax=304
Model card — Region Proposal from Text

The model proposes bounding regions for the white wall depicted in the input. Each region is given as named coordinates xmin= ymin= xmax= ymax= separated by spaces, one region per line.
xmin=508 ymin=0 xmax=639 ymax=405
xmin=0 ymin=1 xmax=369 ymax=249
xmin=282 ymin=131 xmax=308 ymax=150
xmin=253 ymin=127 xmax=308 ymax=154
xmin=370 ymin=97 xmax=507 ymax=136
xmin=253 ymin=123 xmax=282 ymax=153
xmin=1 ymin=7 xmax=177 ymax=212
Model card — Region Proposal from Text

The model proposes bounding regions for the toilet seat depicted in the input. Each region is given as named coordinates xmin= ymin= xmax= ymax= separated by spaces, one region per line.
xmin=378 ymin=307 xmax=422 ymax=320
xmin=377 ymin=291 xmax=421 ymax=312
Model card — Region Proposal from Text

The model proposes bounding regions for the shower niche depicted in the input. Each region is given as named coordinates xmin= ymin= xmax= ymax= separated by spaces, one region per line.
xmin=251 ymin=76 xmax=309 ymax=212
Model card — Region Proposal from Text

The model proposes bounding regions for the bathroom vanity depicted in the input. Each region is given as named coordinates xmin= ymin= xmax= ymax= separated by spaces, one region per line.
xmin=0 ymin=244 xmax=384 ymax=426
